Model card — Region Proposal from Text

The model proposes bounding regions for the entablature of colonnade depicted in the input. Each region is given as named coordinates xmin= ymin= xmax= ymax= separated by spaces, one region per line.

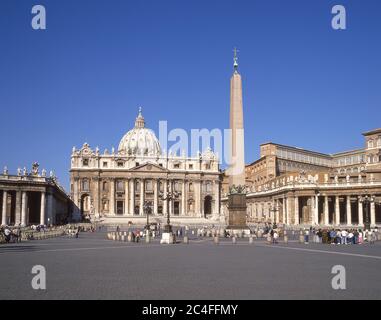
xmin=244 ymin=181 xmax=381 ymax=200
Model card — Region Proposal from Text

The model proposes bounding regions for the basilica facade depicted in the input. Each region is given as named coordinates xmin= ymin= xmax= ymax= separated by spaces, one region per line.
xmin=70 ymin=109 xmax=221 ymax=224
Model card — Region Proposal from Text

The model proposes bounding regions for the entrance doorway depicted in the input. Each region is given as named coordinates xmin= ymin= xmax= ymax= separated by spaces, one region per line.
xmin=204 ymin=195 xmax=212 ymax=218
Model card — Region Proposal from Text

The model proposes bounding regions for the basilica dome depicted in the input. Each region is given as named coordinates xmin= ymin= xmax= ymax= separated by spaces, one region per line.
xmin=118 ymin=108 xmax=162 ymax=156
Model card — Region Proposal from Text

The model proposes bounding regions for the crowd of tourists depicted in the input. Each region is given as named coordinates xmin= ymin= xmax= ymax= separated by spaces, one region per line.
xmin=0 ymin=226 xmax=22 ymax=243
xmin=302 ymin=227 xmax=378 ymax=245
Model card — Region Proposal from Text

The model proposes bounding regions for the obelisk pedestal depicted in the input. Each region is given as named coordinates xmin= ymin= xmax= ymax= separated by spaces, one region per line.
xmin=227 ymin=193 xmax=247 ymax=229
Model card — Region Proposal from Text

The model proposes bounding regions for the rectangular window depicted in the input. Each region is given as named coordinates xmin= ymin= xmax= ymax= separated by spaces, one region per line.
xmin=116 ymin=180 xmax=124 ymax=192
xmin=174 ymin=164 xmax=180 ymax=169
xmin=189 ymin=164 xmax=193 ymax=169
xmin=146 ymin=180 xmax=153 ymax=191
xmin=83 ymin=159 xmax=89 ymax=166
xmin=117 ymin=162 xmax=124 ymax=168
xmin=103 ymin=162 xmax=108 ymax=168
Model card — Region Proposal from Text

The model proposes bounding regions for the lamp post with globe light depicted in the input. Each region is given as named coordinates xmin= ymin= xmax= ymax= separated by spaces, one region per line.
xmin=360 ymin=194 xmax=375 ymax=231
xmin=159 ymin=180 xmax=181 ymax=233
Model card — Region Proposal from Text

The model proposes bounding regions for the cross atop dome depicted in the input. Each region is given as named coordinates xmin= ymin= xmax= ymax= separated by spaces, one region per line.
xmin=135 ymin=107 xmax=145 ymax=128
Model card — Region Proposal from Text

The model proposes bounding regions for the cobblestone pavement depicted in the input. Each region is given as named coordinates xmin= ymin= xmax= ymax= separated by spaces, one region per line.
xmin=1 ymin=231 xmax=380 ymax=300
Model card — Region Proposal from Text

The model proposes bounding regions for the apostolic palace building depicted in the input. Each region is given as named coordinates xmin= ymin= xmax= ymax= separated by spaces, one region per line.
xmin=221 ymin=128 xmax=381 ymax=228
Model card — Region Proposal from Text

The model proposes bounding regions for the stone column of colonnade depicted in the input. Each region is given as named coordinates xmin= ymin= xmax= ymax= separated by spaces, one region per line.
xmin=358 ymin=197 xmax=364 ymax=226
xmin=324 ymin=196 xmax=329 ymax=225
xmin=40 ymin=191 xmax=46 ymax=225
xmin=21 ymin=191 xmax=28 ymax=226
xmin=2 ymin=191 xmax=7 ymax=225
xmin=346 ymin=196 xmax=352 ymax=225
xmin=15 ymin=191 xmax=22 ymax=225
xmin=314 ymin=194 xmax=319 ymax=225
xmin=282 ymin=197 xmax=286 ymax=224
xmin=371 ymin=201 xmax=376 ymax=226
xmin=335 ymin=196 xmax=340 ymax=225
xmin=294 ymin=196 xmax=299 ymax=225
xmin=287 ymin=197 xmax=292 ymax=225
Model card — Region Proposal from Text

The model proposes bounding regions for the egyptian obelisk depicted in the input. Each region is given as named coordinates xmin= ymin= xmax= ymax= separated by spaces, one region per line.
xmin=227 ymin=48 xmax=248 ymax=230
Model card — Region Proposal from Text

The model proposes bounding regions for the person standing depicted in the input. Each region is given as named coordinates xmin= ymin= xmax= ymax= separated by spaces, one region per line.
xmin=341 ymin=229 xmax=348 ymax=245
xmin=4 ymin=227 xmax=11 ymax=243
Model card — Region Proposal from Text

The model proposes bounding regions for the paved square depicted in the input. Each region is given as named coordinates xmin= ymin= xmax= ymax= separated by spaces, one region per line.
xmin=1 ymin=232 xmax=380 ymax=300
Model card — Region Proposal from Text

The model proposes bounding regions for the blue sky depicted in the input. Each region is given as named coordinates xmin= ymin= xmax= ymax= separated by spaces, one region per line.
xmin=1 ymin=0 xmax=380 ymax=190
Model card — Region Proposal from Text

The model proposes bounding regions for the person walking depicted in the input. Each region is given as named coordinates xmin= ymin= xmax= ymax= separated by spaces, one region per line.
xmin=304 ymin=229 xmax=310 ymax=244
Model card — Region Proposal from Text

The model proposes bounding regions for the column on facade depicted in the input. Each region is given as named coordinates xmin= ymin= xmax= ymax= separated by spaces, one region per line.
xmin=324 ymin=196 xmax=329 ymax=225
xmin=371 ymin=199 xmax=376 ymax=226
xmin=314 ymin=194 xmax=319 ymax=225
xmin=15 ymin=191 xmax=22 ymax=225
xmin=199 ymin=181 xmax=203 ymax=218
xmin=358 ymin=197 xmax=364 ymax=226
xmin=294 ymin=196 xmax=299 ymax=225
xmin=124 ymin=179 xmax=129 ymax=215
xmin=213 ymin=180 xmax=219 ymax=217
xmin=73 ymin=178 xmax=79 ymax=208
xmin=168 ymin=180 xmax=173 ymax=216
xmin=153 ymin=179 xmax=158 ymax=215
xmin=163 ymin=180 xmax=168 ymax=215
xmin=335 ymin=196 xmax=340 ymax=226
xmin=21 ymin=191 xmax=28 ymax=226
xmin=282 ymin=197 xmax=286 ymax=224
xmin=93 ymin=178 xmax=100 ymax=216
xmin=129 ymin=179 xmax=135 ymax=214
xmin=181 ymin=180 xmax=186 ymax=216
xmin=346 ymin=195 xmax=352 ymax=226
xmin=139 ymin=179 xmax=144 ymax=216
xmin=40 ymin=191 xmax=46 ymax=225
xmin=2 ymin=191 xmax=8 ymax=225
xmin=110 ymin=179 xmax=115 ymax=215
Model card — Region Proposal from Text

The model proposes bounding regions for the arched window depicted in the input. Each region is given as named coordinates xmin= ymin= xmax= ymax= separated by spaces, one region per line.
xmin=102 ymin=181 xmax=108 ymax=191
xmin=189 ymin=183 xmax=193 ymax=192
xmin=135 ymin=181 xmax=140 ymax=192
xmin=368 ymin=140 xmax=374 ymax=149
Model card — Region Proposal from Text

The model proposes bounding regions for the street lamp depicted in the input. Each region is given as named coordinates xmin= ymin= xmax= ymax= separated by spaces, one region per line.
xmin=360 ymin=195 xmax=375 ymax=231
xmin=159 ymin=181 xmax=181 ymax=233
xmin=269 ymin=204 xmax=278 ymax=228
xmin=143 ymin=200 xmax=153 ymax=230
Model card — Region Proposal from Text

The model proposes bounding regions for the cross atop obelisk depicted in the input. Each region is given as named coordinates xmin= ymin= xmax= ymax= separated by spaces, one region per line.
xmin=233 ymin=47 xmax=239 ymax=72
